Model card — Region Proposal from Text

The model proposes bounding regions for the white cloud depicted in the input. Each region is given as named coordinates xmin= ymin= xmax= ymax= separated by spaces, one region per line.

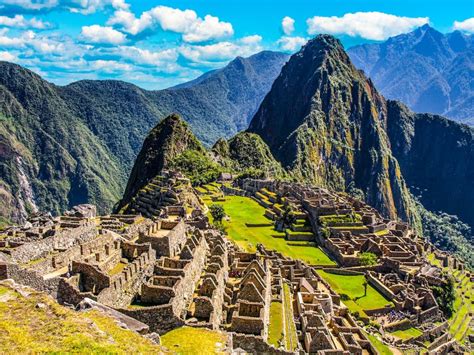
xmin=240 ymin=34 xmax=262 ymax=45
xmin=0 ymin=51 xmax=17 ymax=62
xmin=307 ymin=12 xmax=429 ymax=40
xmin=453 ymin=18 xmax=474 ymax=33
xmin=180 ymin=36 xmax=262 ymax=64
xmin=277 ymin=36 xmax=307 ymax=52
xmin=108 ymin=5 xmax=233 ymax=43
xmin=0 ymin=0 xmax=58 ymax=11
xmin=89 ymin=59 xmax=131 ymax=73
xmin=0 ymin=0 xmax=128 ymax=14
xmin=81 ymin=25 xmax=127 ymax=45
xmin=0 ymin=15 xmax=51 ymax=29
xmin=0 ymin=28 xmax=30 ymax=47
xmin=68 ymin=0 xmax=129 ymax=14
xmin=282 ymin=16 xmax=295 ymax=35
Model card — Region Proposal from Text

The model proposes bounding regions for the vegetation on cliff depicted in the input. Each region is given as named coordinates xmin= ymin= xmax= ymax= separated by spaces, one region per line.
xmin=212 ymin=132 xmax=286 ymax=179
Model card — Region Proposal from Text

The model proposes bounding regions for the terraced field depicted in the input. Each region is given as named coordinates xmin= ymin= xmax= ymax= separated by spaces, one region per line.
xmin=203 ymin=190 xmax=336 ymax=266
xmin=448 ymin=267 xmax=473 ymax=345
xmin=315 ymin=270 xmax=393 ymax=316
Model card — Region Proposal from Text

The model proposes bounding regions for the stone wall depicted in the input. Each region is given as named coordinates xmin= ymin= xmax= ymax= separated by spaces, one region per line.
xmin=231 ymin=333 xmax=295 ymax=354
xmin=9 ymin=224 xmax=97 ymax=264
xmin=119 ymin=304 xmax=184 ymax=334
xmin=0 ymin=261 xmax=61 ymax=297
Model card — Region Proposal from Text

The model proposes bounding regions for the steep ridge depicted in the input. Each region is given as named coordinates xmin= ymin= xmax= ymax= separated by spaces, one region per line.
xmin=0 ymin=62 xmax=124 ymax=223
xmin=118 ymin=114 xmax=206 ymax=209
xmin=386 ymin=101 xmax=474 ymax=228
xmin=61 ymin=51 xmax=288 ymax=150
xmin=348 ymin=25 xmax=474 ymax=125
xmin=248 ymin=35 xmax=416 ymax=223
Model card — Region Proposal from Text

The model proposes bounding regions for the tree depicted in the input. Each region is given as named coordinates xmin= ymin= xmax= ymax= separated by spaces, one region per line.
xmin=281 ymin=206 xmax=296 ymax=227
xmin=209 ymin=204 xmax=226 ymax=224
xmin=363 ymin=280 xmax=368 ymax=297
xmin=359 ymin=252 xmax=378 ymax=266
xmin=431 ymin=275 xmax=456 ymax=318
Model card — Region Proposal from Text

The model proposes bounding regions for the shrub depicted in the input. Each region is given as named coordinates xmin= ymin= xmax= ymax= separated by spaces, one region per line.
xmin=359 ymin=252 xmax=378 ymax=266
xmin=209 ymin=204 xmax=226 ymax=224
xmin=340 ymin=293 xmax=350 ymax=301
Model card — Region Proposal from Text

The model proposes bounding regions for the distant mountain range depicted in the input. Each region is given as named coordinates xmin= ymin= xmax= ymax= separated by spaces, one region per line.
xmin=0 ymin=51 xmax=288 ymax=223
xmin=349 ymin=24 xmax=474 ymax=125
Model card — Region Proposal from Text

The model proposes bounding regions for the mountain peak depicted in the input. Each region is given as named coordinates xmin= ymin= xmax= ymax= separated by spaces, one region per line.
xmin=248 ymin=33 xmax=414 ymax=222
xmin=118 ymin=113 xmax=204 ymax=208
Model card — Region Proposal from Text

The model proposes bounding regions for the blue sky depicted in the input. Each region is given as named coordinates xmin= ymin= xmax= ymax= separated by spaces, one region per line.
xmin=0 ymin=0 xmax=473 ymax=89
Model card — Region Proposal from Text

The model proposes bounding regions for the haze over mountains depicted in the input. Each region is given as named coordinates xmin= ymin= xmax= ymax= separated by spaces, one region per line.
xmin=348 ymin=24 xmax=474 ymax=125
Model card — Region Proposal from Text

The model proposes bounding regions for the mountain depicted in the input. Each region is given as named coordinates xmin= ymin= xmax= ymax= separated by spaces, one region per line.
xmin=248 ymin=35 xmax=417 ymax=223
xmin=0 ymin=51 xmax=287 ymax=223
xmin=212 ymin=132 xmax=285 ymax=178
xmin=0 ymin=62 xmax=125 ymax=224
xmin=386 ymin=101 xmax=474 ymax=228
xmin=118 ymin=113 xmax=206 ymax=209
xmin=348 ymin=25 xmax=474 ymax=125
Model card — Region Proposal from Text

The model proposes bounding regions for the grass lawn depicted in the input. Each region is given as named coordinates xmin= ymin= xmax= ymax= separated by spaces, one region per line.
xmin=161 ymin=326 xmax=227 ymax=354
xmin=316 ymin=270 xmax=393 ymax=313
xmin=448 ymin=269 xmax=473 ymax=342
xmin=283 ymin=283 xmax=298 ymax=351
xmin=268 ymin=302 xmax=284 ymax=347
xmin=389 ymin=327 xmax=423 ymax=340
xmin=210 ymin=195 xmax=336 ymax=266
xmin=0 ymin=284 xmax=162 ymax=353
xmin=363 ymin=331 xmax=392 ymax=355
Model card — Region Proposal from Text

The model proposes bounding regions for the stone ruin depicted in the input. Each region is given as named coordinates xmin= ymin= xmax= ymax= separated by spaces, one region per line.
xmin=0 ymin=173 xmax=467 ymax=354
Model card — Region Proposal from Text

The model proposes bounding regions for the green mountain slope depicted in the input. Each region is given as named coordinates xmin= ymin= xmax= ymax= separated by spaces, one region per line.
xmin=0 ymin=51 xmax=287 ymax=222
xmin=0 ymin=62 xmax=125 ymax=222
xmin=118 ymin=114 xmax=206 ymax=208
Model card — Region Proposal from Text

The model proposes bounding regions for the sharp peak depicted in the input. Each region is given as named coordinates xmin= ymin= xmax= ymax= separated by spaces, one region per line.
xmin=160 ymin=113 xmax=186 ymax=125
xmin=305 ymin=34 xmax=345 ymax=50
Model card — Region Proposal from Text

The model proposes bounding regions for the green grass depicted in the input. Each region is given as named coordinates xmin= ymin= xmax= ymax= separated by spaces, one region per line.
xmin=283 ymin=283 xmax=298 ymax=351
xmin=0 ymin=283 xmax=162 ymax=353
xmin=268 ymin=302 xmax=284 ymax=347
xmin=427 ymin=253 xmax=442 ymax=267
xmin=108 ymin=262 xmax=127 ymax=276
xmin=209 ymin=195 xmax=336 ymax=266
xmin=389 ymin=327 xmax=423 ymax=340
xmin=363 ymin=331 xmax=392 ymax=355
xmin=316 ymin=270 xmax=393 ymax=313
xmin=160 ymin=326 xmax=227 ymax=354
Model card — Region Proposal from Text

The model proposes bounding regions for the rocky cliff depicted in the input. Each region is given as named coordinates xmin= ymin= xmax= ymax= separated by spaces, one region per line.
xmin=386 ymin=101 xmax=474 ymax=228
xmin=248 ymin=35 xmax=416 ymax=223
